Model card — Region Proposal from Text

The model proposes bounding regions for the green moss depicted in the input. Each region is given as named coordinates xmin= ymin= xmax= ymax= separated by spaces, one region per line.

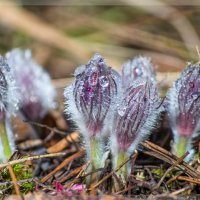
xmin=0 ymin=163 xmax=34 ymax=194
xmin=21 ymin=182 xmax=35 ymax=194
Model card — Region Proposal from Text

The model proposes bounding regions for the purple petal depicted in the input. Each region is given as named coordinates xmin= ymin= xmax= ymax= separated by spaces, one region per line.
xmin=114 ymin=79 xmax=162 ymax=153
xmin=65 ymin=53 xmax=121 ymax=137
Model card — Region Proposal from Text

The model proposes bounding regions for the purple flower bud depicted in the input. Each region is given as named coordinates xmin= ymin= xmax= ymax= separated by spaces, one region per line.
xmin=112 ymin=79 xmax=162 ymax=154
xmin=65 ymin=53 xmax=120 ymax=138
xmin=6 ymin=49 xmax=56 ymax=121
xmin=167 ymin=63 xmax=200 ymax=140
xmin=122 ymin=56 xmax=156 ymax=89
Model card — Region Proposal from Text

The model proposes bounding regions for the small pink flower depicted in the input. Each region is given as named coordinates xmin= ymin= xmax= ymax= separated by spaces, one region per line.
xmin=70 ymin=184 xmax=85 ymax=193
xmin=53 ymin=180 xmax=63 ymax=193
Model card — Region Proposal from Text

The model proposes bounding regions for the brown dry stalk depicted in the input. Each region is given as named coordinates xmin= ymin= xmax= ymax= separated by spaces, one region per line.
xmin=88 ymin=153 xmax=138 ymax=191
xmin=29 ymin=121 xmax=66 ymax=136
xmin=170 ymin=185 xmax=193 ymax=196
xmin=47 ymin=132 xmax=80 ymax=153
xmin=41 ymin=149 xmax=85 ymax=183
xmin=142 ymin=141 xmax=200 ymax=178
xmin=7 ymin=162 xmax=21 ymax=198
xmin=176 ymin=176 xmax=200 ymax=185
xmin=0 ymin=152 xmax=66 ymax=169
xmin=59 ymin=165 xmax=83 ymax=183
xmin=154 ymin=151 xmax=189 ymax=189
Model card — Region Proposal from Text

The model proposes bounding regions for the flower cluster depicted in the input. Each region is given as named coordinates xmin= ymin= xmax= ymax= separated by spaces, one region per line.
xmin=64 ymin=54 xmax=162 ymax=177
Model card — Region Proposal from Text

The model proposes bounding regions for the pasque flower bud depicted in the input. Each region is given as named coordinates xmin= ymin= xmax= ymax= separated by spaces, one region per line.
xmin=65 ymin=53 xmax=120 ymax=138
xmin=113 ymin=79 xmax=161 ymax=154
xmin=167 ymin=63 xmax=200 ymax=158
xmin=6 ymin=48 xmax=56 ymax=121
xmin=122 ymin=56 xmax=156 ymax=89
xmin=111 ymin=78 xmax=162 ymax=180
xmin=64 ymin=53 xmax=120 ymax=169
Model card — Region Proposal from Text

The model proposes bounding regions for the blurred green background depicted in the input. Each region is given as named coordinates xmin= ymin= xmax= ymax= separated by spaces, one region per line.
xmin=0 ymin=1 xmax=200 ymax=91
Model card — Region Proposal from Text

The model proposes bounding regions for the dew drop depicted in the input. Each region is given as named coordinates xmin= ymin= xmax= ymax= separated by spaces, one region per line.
xmin=99 ymin=76 xmax=109 ymax=87
xmin=191 ymin=93 xmax=198 ymax=100
xmin=118 ymin=105 xmax=127 ymax=116
xmin=134 ymin=67 xmax=143 ymax=77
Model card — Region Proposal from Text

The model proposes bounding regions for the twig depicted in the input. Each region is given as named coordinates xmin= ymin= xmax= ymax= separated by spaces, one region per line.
xmin=0 ymin=152 xmax=67 ymax=169
xmin=0 ymin=178 xmax=37 ymax=187
xmin=47 ymin=132 xmax=80 ymax=153
xmin=175 ymin=176 xmax=200 ymax=185
xmin=141 ymin=141 xmax=200 ymax=178
xmin=88 ymin=153 xmax=137 ymax=191
xmin=170 ymin=185 xmax=193 ymax=196
xmin=154 ymin=151 xmax=189 ymax=189
xmin=40 ymin=149 xmax=85 ymax=183
xmin=115 ymin=184 xmax=136 ymax=195
xmin=7 ymin=162 xmax=21 ymax=199
xmin=59 ymin=165 xmax=83 ymax=183
xmin=28 ymin=121 xmax=66 ymax=136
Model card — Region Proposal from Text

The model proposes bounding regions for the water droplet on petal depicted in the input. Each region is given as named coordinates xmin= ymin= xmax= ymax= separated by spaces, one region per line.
xmin=191 ymin=93 xmax=198 ymax=100
xmin=117 ymin=104 xmax=127 ymax=116
xmin=134 ymin=66 xmax=143 ymax=77
xmin=118 ymin=107 xmax=126 ymax=116
xmin=99 ymin=76 xmax=109 ymax=87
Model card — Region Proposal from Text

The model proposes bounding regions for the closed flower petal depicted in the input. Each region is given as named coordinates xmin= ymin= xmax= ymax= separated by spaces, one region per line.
xmin=112 ymin=79 xmax=162 ymax=154
xmin=65 ymin=53 xmax=120 ymax=138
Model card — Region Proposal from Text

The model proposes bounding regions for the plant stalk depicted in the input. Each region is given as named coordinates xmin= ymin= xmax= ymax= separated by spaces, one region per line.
xmin=0 ymin=120 xmax=12 ymax=162
xmin=116 ymin=150 xmax=128 ymax=182
xmin=176 ymin=136 xmax=187 ymax=157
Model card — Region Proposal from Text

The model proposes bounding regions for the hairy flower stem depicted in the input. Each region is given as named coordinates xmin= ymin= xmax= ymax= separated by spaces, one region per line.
xmin=176 ymin=136 xmax=187 ymax=157
xmin=85 ymin=138 xmax=102 ymax=186
xmin=90 ymin=138 xmax=102 ymax=170
xmin=116 ymin=151 xmax=128 ymax=183
xmin=0 ymin=121 xmax=12 ymax=161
